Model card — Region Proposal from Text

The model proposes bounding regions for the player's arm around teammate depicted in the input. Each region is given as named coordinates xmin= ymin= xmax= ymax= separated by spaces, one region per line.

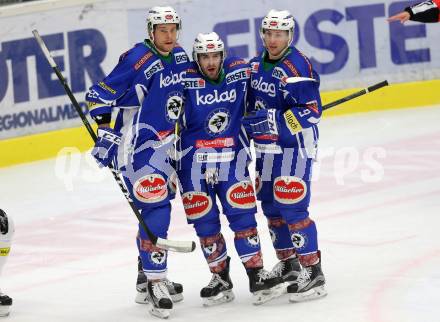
xmin=85 ymin=6 xmax=188 ymax=319
xmin=243 ymin=9 xmax=327 ymax=303
xmin=176 ymin=32 xmax=284 ymax=306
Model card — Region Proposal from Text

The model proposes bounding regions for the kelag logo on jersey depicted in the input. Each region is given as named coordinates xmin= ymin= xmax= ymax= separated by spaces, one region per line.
xmin=205 ymin=108 xmax=231 ymax=136
xmin=174 ymin=52 xmax=189 ymax=64
xmin=160 ymin=71 xmax=185 ymax=88
xmin=144 ymin=59 xmax=164 ymax=79
xmin=165 ymin=91 xmax=183 ymax=123
xmin=225 ymin=67 xmax=250 ymax=84
xmin=251 ymin=77 xmax=276 ymax=97
xmin=184 ymin=78 xmax=206 ymax=89
xmin=196 ymin=89 xmax=236 ymax=106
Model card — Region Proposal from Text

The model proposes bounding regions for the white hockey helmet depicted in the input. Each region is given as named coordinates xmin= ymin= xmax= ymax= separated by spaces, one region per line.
xmin=260 ymin=9 xmax=295 ymax=47
xmin=146 ymin=6 xmax=181 ymax=41
xmin=192 ymin=32 xmax=226 ymax=73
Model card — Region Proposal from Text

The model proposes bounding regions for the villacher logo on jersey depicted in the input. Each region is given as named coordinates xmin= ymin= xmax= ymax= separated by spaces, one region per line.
xmin=182 ymin=192 xmax=213 ymax=220
xmin=196 ymin=88 xmax=237 ymax=105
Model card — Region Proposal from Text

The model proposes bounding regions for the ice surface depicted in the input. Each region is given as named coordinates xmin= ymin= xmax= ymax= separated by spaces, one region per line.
xmin=1 ymin=106 xmax=439 ymax=322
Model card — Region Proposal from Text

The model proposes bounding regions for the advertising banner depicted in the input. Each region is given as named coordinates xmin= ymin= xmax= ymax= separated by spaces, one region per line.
xmin=1 ymin=0 xmax=439 ymax=139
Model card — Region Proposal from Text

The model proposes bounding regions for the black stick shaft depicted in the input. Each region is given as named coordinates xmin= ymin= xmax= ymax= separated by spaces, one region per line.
xmin=323 ymin=80 xmax=389 ymax=111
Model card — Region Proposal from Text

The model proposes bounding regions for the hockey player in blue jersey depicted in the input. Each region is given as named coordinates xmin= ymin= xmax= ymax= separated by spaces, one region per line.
xmin=85 ymin=6 xmax=188 ymax=319
xmin=242 ymin=9 xmax=327 ymax=302
xmin=177 ymin=32 xmax=283 ymax=306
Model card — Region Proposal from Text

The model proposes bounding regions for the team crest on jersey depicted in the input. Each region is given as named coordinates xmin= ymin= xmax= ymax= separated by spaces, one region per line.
xmin=184 ymin=78 xmax=206 ymax=89
xmin=251 ymin=62 xmax=260 ymax=73
xmin=273 ymin=176 xmax=307 ymax=204
xmin=246 ymin=234 xmax=260 ymax=247
xmin=165 ymin=91 xmax=183 ymax=123
xmin=226 ymin=181 xmax=256 ymax=209
xmin=150 ymin=250 xmax=167 ymax=266
xmin=203 ymin=243 xmax=217 ymax=255
xmin=182 ymin=191 xmax=212 ymax=220
xmin=205 ymin=108 xmax=231 ymax=136
xmin=291 ymin=232 xmax=307 ymax=249
xmin=174 ymin=51 xmax=189 ymax=64
xmin=254 ymin=97 xmax=268 ymax=111
xmin=144 ymin=59 xmax=164 ymax=79
xmin=133 ymin=174 xmax=168 ymax=203
xmin=225 ymin=67 xmax=251 ymax=84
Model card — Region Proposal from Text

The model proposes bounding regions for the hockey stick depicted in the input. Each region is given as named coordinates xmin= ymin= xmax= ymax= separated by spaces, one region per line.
xmin=32 ymin=29 xmax=196 ymax=253
xmin=322 ymin=80 xmax=389 ymax=111
xmin=284 ymin=77 xmax=389 ymax=111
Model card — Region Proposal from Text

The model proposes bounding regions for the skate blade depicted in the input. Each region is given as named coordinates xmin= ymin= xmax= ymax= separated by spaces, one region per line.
xmin=289 ymin=285 xmax=327 ymax=303
xmin=252 ymin=283 xmax=288 ymax=305
xmin=0 ymin=306 xmax=11 ymax=317
xmin=203 ymin=290 xmax=235 ymax=307
xmin=149 ymin=306 xmax=171 ymax=319
xmin=136 ymin=292 xmax=183 ymax=304
xmin=135 ymin=291 xmax=149 ymax=304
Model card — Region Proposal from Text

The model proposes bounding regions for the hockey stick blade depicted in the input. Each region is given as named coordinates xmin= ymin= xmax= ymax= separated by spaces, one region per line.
xmin=33 ymin=29 xmax=196 ymax=253
xmin=156 ymin=238 xmax=196 ymax=253
xmin=284 ymin=77 xmax=318 ymax=84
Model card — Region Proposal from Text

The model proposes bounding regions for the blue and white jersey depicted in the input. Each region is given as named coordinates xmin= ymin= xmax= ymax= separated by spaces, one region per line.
xmin=85 ymin=41 xmax=189 ymax=147
xmin=178 ymin=57 xmax=251 ymax=170
xmin=247 ymin=46 xmax=322 ymax=153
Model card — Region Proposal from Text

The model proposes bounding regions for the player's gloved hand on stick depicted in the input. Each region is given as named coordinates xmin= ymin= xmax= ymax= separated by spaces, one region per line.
xmin=91 ymin=127 xmax=122 ymax=168
xmin=242 ymin=109 xmax=280 ymax=138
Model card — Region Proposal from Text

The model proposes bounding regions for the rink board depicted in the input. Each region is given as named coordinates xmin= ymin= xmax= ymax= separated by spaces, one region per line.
xmin=1 ymin=79 xmax=439 ymax=168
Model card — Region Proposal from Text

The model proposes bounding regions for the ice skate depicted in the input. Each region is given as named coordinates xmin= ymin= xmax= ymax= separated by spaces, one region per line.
xmin=136 ymin=257 xmax=183 ymax=304
xmin=287 ymin=261 xmax=327 ymax=302
xmin=271 ymin=256 xmax=302 ymax=287
xmin=146 ymin=280 xmax=173 ymax=319
xmin=0 ymin=293 xmax=12 ymax=317
xmin=201 ymin=257 xmax=235 ymax=307
xmin=247 ymin=268 xmax=284 ymax=305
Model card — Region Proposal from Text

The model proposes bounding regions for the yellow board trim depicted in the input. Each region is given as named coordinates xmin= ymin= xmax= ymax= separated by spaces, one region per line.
xmin=1 ymin=79 xmax=439 ymax=168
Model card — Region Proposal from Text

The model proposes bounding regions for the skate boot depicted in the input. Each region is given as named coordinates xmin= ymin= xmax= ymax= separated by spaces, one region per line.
xmin=0 ymin=293 xmax=12 ymax=317
xmin=136 ymin=257 xmax=183 ymax=304
xmin=287 ymin=256 xmax=327 ymax=302
xmin=247 ymin=267 xmax=284 ymax=305
xmin=146 ymin=280 xmax=173 ymax=319
xmin=271 ymin=256 xmax=302 ymax=285
xmin=200 ymin=257 xmax=234 ymax=307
